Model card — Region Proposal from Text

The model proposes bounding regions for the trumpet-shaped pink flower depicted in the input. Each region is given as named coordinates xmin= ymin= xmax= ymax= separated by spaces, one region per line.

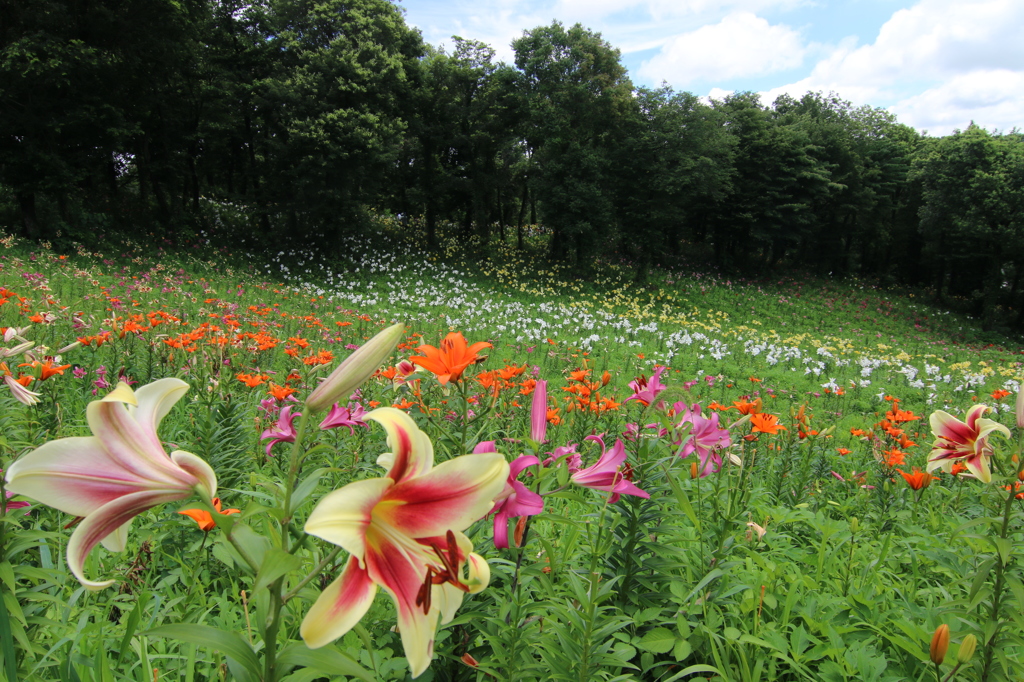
xmin=4 ymin=379 xmax=216 ymax=590
xmin=488 ymin=453 xmax=544 ymax=549
xmin=319 ymin=402 xmax=368 ymax=434
xmin=675 ymin=403 xmax=732 ymax=477
xmin=261 ymin=405 xmax=300 ymax=456
xmin=571 ymin=435 xmax=649 ymax=503
xmin=301 ymin=408 xmax=508 ymax=678
xmin=623 ymin=366 xmax=667 ymax=408
xmin=927 ymin=404 xmax=1010 ymax=483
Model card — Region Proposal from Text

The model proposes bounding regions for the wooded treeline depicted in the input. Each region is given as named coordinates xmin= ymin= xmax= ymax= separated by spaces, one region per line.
xmin=3 ymin=0 xmax=1023 ymax=324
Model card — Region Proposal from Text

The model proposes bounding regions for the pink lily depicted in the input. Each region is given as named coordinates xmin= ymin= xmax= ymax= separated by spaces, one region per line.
xmin=571 ymin=435 xmax=649 ymax=503
xmin=488 ymin=453 xmax=544 ymax=549
xmin=319 ymin=402 xmax=368 ymax=434
xmin=624 ymin=366 xmax=667 ymax=408
xmin=543 ymin=443 xmax=582 ymax=472
xmin=927 ymin=404 xmax=1010 ymax=483
xmin=675 ymin=403 xmax=732 ymax=477
xmin=4 ymin=379 xmax=216 ymax=590
xmin=261 ymin=405 xmax=300 ymax=456
xmin=530 ymin=380 xmax=548 ymax=443
xmin=300 ymin=408 xmax=508 ymax=678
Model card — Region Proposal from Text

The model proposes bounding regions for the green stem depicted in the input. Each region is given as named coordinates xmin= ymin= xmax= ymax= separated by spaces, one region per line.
xmin=282 ymin=546 xmax=343 ymax=603
xmin=978 ymin=486 xmax=1017 ymax=682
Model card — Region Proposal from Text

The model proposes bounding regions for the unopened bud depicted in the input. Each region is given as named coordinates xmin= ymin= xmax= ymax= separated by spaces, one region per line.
xmin=1016 ymin=388 xmax=1024 ymax=429
xmin=460 ymin=653 xmax=479 ymax=667
xmin=849 ymin=517 xmax=859 ymax=533
xmin=930 ymin=624 xmax=949 ymax=664
xmin=690 ymin=460 xmax=699 ymax=479
xmin=601 ymin=370 xmax=611 ymax=386
xmin=957 ymin=634 xmax=977 ymax=663
xmin=306 ymin=322 xmax=405 ymax=412
xmin=514 ymin=516 xmax=528 ymax=547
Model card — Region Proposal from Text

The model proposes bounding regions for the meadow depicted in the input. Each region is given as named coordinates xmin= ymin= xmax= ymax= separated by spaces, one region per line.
xmin=0 ymin=221 xmax=1022 ymax=682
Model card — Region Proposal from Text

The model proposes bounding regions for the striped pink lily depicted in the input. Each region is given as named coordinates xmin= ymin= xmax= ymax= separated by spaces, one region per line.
xmin=927 ymin=404 xmax=1010 ymax=483
xmin=301 ymin=407 xmax=508 ymax=678
xmin=4 ymin=379 xmax=216 ymax=590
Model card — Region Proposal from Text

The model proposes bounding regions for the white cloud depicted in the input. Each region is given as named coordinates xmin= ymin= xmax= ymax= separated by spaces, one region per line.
xmin=892 ymin=70 xmax=1024 ymax=135
xmin=638 ymin=12 xmax=807 ymax=86
xmin=754 ymin=0 xmax=1024 ymax=133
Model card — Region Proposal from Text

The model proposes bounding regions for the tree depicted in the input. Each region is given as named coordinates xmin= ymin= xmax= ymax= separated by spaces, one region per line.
xmin=513 ymin=22 xmax=633 ymax=267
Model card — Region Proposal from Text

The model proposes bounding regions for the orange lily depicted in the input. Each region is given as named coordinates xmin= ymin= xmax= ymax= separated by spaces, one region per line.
xmin=409 ymin=332 xmax=491 ymax=385
xmin=896 ymin=467 xmax=937 ymax=491
xmin=178 ymin=497 xmax=240 ymax=531
xmin=750 ymin=413 xmax=786 ymax=434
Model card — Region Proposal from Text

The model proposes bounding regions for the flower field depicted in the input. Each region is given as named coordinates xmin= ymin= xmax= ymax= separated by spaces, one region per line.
xmin=1 ymin=226 xmax=1023 ymax=682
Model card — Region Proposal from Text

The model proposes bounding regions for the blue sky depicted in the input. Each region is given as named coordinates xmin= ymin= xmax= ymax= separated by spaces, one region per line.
xmin=397 ymin=0 xmax=1022 ymax=136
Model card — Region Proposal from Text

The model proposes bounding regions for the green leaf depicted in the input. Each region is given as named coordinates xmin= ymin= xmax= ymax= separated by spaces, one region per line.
xmin=274 ymin=641 xmax=375 ymax=682
xmin=672 ymin=638 xmax=692 ymax=662
xmin=291 ymin=468 xmax=327 ymax=511
xmin=0 ymin=585 xmax=19 ymax=682
xmin=662 ymin=664 xmax=723 ymax=682
xmin=227 ymin=521 xmax=271 ymax=572
xmin=252 ymin=549 xmax=303 ymax=594
xmin=144 ymin=624 xmax=261 ymax=679
xmin=637 ymin=627 xmax=677 ymax=654
xmin=969 ymin=558 xmax=997 ymax=602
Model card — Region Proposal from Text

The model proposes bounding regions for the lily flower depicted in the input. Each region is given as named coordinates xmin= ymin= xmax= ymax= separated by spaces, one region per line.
xmin=623 ymin=366 xmax=667 ymax=408
xmin=675 ymin=404 xmax=732 ymax=477
xmin=301 ymin=407 xmax=508 ymax=678
xmin=319 ymin=402 xmax=368 ymax=434
xmin=178 ymin=497 xmax=240 ymax=531
xmin=927 ymin=404 xmax=1010 ymax=483
xmin=4 ymin=379 xmax=216 ymax=590
xmin=409 ymin=332 xmax=491 ymax=385
xmin=571 ymin=435 xmax=649 ymax=503
xmin=261 ymin=406 xmax=300 ymax=456
xmin=487 ymin=452 xmax=544 ymax=549
xmin=896 ymin=467 xmax=938 ymax=491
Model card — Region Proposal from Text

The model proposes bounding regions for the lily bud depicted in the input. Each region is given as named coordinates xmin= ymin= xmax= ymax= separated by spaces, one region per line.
xmin=957 ymin=634 xmax=977 ymax=663
xmin=930 ymin=624 xmax=949 ymax=664
xmin=306 ymin=322 xmax=405 ymax=412
xmin=849 ymin=517 xmax=859 ymax=534
xmin=1016 ymin=388 xmax=1024 ymax=429
xmin=690 ymin=460 xmax=699 ymax=479
xmin=530 ymin=380 xmax=548 ymax=443
xmin=601 ymin=370 xmax=611 ymax=386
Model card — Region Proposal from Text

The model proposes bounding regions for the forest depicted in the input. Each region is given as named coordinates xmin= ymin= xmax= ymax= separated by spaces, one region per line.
xmin=2 ymin=0 xmax=1024 ymax=326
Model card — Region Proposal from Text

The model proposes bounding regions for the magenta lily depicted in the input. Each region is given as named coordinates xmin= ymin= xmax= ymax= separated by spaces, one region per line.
xmin=488 ymin=453 xmax=544 ymax=549
xmin=927 ymin=404 xmax=1010 ymax=483
xmin=571 ymin=435 xmax=649 ymax=503
xmin=4 ymin=379 xmax=216 ymax=590
xmin=261 ymin=405 xmax=300 ymax=456
xmin=675 ymin=402 xmax=732 ymax=477
xmin=301 ymin=408 xmax=508 ymax=678
xmin=624 ymin=366 xmax=667 ymax=408
xmin=319 ymin=402 xmax=368 ymax=434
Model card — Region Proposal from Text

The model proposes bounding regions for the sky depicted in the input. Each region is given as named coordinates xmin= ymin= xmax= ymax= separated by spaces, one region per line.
xmin=396 ymin=0 xmax=1023 ymax=136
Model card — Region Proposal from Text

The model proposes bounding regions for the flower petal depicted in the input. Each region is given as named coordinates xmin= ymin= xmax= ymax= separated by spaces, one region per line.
xmin=377 ymin=453 xmax=509 ymax=538
xmin=69 ymin=489 xmax=190 ymax=590
xmin=171 ymin=450 xmax=218 ymax=500
xmin=305 ymin=478 xmax=392 ymax=562
xmin=364 ymin=533 xmax=439 ymax=679
xmin=301 ymin=556 xmax=378 ymax=649
xmin=87 ymin=391 xmax=195 ymax=487
xmin=5 ymin=437 xmax=155 ymax=517
xmin=368 ymin=408 xmax=434 ymax=483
